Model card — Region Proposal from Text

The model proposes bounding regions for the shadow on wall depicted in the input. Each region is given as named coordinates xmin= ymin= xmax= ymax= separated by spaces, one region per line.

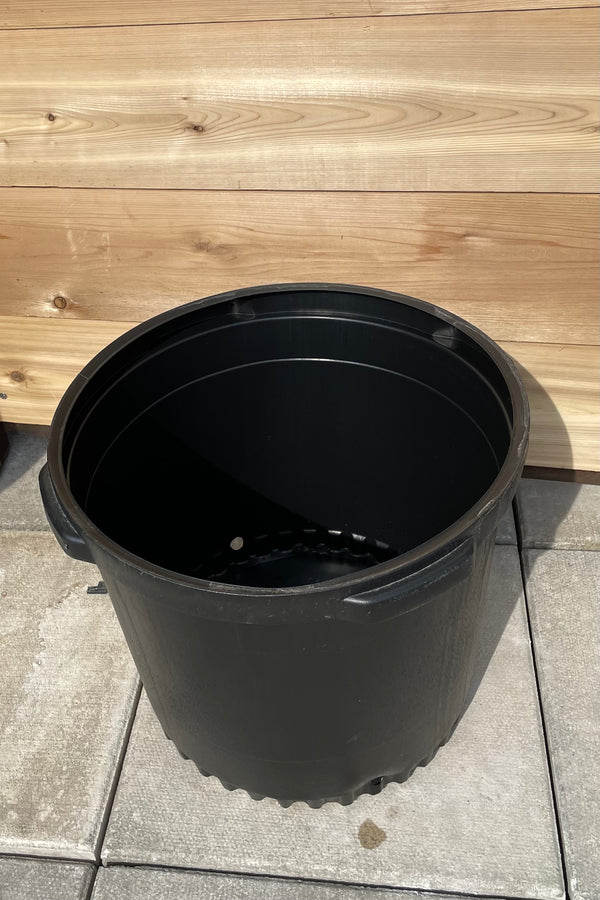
xmin=464 ymin=364 xmax=574 ymax=714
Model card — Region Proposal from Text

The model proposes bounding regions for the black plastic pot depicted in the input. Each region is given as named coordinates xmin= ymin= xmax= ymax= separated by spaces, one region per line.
xmin=40 ymin=284 xmax=528 ymax=806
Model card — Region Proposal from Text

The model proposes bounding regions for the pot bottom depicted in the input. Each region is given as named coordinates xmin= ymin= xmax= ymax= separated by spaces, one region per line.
xmin=162 ymin=715 xmax=461 ymax=808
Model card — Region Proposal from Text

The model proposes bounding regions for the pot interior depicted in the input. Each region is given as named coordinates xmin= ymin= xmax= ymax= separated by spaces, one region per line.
xmin=64 ymin=290 xmax=513 ymax=585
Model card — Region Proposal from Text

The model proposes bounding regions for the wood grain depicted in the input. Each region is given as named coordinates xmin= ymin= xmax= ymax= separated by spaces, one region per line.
xmin=2 ymin=0 xmax=598 ymax=28
xmin=1 ymin=316 xmax=597 ymax=469
xmin=0 ymin=189 xmax=597 ymax=346
xmin=509 ymin=342 xmax=600 ymax=471
xmin=0 ymin=9 xmax=597 ymax=191
xmin=0 ymin=318 xmax=129 ymax=428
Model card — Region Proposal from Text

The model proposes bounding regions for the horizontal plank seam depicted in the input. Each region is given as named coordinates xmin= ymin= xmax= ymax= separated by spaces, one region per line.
xmin=1 ymin=186 xmax=598 ymax=197
xmin=0 ymin=316 xmax=597 ymax=351
xmin=500 ymin=341 xmax=600 ymax=351
xmin=522 ymin=465 xmax=600 ymax=483
xmin=0 ymin=4 xmax=598 ymax=32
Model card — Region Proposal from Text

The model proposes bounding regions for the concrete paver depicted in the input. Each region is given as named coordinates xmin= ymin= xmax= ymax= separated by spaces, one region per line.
xmin=0 ymin=856 xmax=94 ymax=900
xmin=91 ymin=865 xmax=502 ymax=900
xmin=101 ymin=546 xmax=563 ymax=899
xmin=0 ymin=532 xmax=139 ymax=860
xmin=517 ymin=480 xmax=600 ymax=550
xmin=0 ymin=432 xmax=49 ymax=532
xmin=524 ymin=549 xmax=600 ymax=900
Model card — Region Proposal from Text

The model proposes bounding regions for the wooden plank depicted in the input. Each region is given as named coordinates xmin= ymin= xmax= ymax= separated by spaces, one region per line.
xmin=523 ymin=466 xmax=600 ymax=485
xmin=508 ymin=341 xmax=600 ymax=471
xmin=0 ymin=189 xmax=597 ymax=346
xmin=0 ymin=316 xmax=597 ymax=470
xmin=0 ymin=318 xmax=128 ymax=427
xmin=1 ymin=0 xmax=598 ymax=28
xmin=0 ymin=9 xmax=597 ymax=191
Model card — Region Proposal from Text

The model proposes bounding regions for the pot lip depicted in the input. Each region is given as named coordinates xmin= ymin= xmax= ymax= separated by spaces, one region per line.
xmin=47 ymin=282 xmax=529 ymax=598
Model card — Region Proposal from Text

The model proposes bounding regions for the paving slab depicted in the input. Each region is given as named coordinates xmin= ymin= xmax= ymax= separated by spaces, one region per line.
xmin=496 ymin=503 xmax=517 ymax=545
xmin=517 ymin=479 xmax=600 ymax=550
xmin=91 ymin=865 xmax=502 ymax=900
xmin=524 ymin=549 xmax=600 ymax=900
xmin=0 ymin=532 xmax=139 ymax=860
xmin=102 ymin=545 xmax=563 ymax=899
xmin=0 ymin=432 xmax=49 ymax=532
xmin=0 ymin=856 xmax=94 ymax=900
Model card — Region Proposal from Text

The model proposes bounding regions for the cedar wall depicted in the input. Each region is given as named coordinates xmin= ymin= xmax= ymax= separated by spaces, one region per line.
xmin=0 ymin=2 xmax=598 ymax=469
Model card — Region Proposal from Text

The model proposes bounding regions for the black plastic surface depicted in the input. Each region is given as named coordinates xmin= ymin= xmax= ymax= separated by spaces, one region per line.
xmin=41 ymin=284 xmax=529 ymax=805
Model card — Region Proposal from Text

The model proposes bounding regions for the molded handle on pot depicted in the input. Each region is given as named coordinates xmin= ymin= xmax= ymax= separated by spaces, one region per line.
xmin=342 ymin=537 xmax=474 ymax=623
xmin=39 ymin=463 xmax=94 ymax=563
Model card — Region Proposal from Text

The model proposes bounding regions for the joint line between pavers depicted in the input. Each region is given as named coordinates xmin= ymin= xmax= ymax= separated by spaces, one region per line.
xmin=516 ymin=538 xmax=570 ymax=899
xmin=94 ymin=679 xmax=143 ymax=864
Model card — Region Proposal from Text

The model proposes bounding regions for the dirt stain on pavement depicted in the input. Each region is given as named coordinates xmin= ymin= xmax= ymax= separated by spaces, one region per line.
xmin=358 ymin=818 xmax=387 ymax=849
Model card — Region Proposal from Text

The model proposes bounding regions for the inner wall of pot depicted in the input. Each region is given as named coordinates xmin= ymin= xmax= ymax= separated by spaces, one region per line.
xmin=66 ymin=304 xmax=513 ymax=584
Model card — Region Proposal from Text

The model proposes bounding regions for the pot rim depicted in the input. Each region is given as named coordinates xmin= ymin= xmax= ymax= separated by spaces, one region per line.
xmin=47 ymin=282 xmax=529 ymax=597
